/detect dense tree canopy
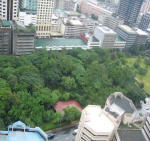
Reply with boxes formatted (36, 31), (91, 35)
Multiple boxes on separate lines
(0, 48), (147, 129)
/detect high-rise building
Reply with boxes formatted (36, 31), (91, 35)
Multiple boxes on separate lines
(36, 0), (55, 38)
(139, 14), (150, 31)
(0, 0), (19, 21)
(141, 0), (150, 14)
(117, 0), (144, 27)
(20, 0), (37, 14)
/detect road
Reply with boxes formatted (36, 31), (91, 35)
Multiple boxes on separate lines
(49, 126), (76, 141)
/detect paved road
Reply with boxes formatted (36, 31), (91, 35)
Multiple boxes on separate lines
(49, 127), (76, 141)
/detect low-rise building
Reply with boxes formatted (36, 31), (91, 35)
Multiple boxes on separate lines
(63, 19), (87, 37)
(116, 25), (137, 48)
(99, 14), (124, 31)
(13, 22), (35, 55)
(94, 26), (117, 48)
(135, 28), (148, 46)
(0, 20), (12, 54)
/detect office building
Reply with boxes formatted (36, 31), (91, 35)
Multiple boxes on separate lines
(0, 20), (12, 54)
(63, 19), (87, 37)
(116, 25), (137, 48)
(0, 121), (48, 141)
(94, 26), (117, 48)
(0, 0), (19, 21)
(36, 0), (55, 38)
(139, 14), (150, 31)
(19, 12), (37, 26)
(99, 14), (124, 31)
(75, 105), (117, 141)
(63, 0), (77, 11)
(117, 0), (144, 27)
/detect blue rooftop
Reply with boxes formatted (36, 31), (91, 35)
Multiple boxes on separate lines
(0, 121), (47, 141)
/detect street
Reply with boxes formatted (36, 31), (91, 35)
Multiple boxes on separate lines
(50, 127), (76, 141)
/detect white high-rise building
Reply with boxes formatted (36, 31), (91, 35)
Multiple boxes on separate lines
(0, 0), (19, 21)
(141, 0), (150, 14)
(36, 0), (55, 38)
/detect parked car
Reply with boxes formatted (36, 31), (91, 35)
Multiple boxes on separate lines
(48, 133), (55, 139)
(72, 129), (78, 136)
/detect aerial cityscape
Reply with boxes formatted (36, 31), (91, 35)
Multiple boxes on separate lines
(0, 0), (150, 141)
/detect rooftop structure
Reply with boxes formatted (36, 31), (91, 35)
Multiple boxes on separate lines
(75, 105), (117, 141)
(114, 129), (147, 141)
(105, 92), (137, 124)
(0, 121), (48, 141)
(36, 38), (89, 50)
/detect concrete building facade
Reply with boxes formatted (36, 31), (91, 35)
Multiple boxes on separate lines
(36, 0), (55, 38)
(99, 14), (124, 31)
(63, 19), (87, 37)
(19, 12), (37, 26)
(117, 0), (144, 27)
(94, 26), (117, 48)
(0, 0), (19, 21)
(75, 105), (117, 141)
(116, 25), (137, 48)
(0, 20), (12, 54)
(139, 14), (150, 31)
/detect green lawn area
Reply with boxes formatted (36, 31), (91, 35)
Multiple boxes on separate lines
(126, 57), (150, 94)
(40, 120), (68, 131)
(119, 123), (138, 129)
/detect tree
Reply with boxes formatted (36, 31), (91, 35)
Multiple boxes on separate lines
(63, 107), (81, 123)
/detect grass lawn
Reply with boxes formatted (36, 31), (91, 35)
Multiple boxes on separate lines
(119, 123), (138, 129)
(126, 57), (150, 94)
(40, 120), (68, 131)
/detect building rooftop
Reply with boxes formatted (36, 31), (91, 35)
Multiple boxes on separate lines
(36, 38), (86, 48)
(84, 105), (115, 134)
(109, 93), (135, 114)
(2, 20), (11, 27)
(119, 25), (137, 34)
(97, 26), (116, 34)
(135, 28), (148, 36)
(69, 19), (83, 26)
(0, 121), (47, 141)
(117, 129), (147, 141)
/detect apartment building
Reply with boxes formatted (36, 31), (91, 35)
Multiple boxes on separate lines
(0, 0), (19, 21)
(36, 0), (55, 38)
(94, 26), (117, 48)
(0, 20), (12, 54)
